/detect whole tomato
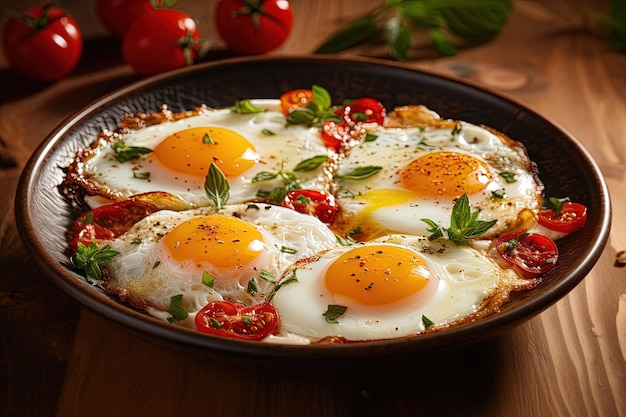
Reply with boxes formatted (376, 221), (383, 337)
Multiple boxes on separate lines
(2, 4), (83, 81)
(215, 0), (293, 55)
(121, 7), (204, 75)
(95, 0), (153, 39)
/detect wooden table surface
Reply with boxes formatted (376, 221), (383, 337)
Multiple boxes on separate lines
(1, 1), (625, 416)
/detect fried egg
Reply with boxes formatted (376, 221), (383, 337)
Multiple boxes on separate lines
(67, 100), (331, 209)
(271, 234), (529, 343)
(334, 121), (543, 240)
(100, 204), (339, 322)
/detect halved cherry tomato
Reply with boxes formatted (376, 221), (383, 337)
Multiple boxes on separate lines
(496, 232), (559, 278)
(195, 301), (279, 341)
(70, 200), (159, 251)
(279, 89), (313, 115)
(538, 201), (587, 234)
(214, 0), (293, 55)
(321, 121), (365, 151)
(282, 189), (339, 224)
(2, 4), (83, 81)
(338, 97), (386, 125)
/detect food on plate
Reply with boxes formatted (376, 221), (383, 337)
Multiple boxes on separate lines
(271, 234), (534, 342)
(72, 203), (338, 322)
(62, 86), (588, 344)
(333, 108), (543, 241)
(63, 102), (331, 209)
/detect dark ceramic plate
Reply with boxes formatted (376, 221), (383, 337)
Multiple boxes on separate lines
(15, 56), (611, 370)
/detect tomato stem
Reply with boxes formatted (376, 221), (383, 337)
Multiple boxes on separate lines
(4, 3), (55, 31)
(234, 0), (290, 30)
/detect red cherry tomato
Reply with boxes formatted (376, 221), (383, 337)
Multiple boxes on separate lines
(214, 0), (294, 55)
(282, 190), (339, 224)
(279, 89), (313, 115)
(2, 4), (83, 81)
(321, 120), (365, 151)
(70, 200), (159, 251)
(338, 98), (386, 125)
(495, 232), (559, 278)
(538, 201), (587, 234)
(95, 0), (153, 39)
(195, 301), (279, 341)
(121, 8), (203, 75)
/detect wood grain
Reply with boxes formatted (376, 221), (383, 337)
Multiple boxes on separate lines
(1, 1), (624, 416)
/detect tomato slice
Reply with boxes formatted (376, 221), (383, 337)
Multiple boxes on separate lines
(70, 200), (159, 251)
(282, 189), (339, 224)
(538, 201), (587, 234)
(339, 97), (386, 125)
(195, 301), (279, 341)
(496, 232), (559, 278)
(321, 120), (366, 151)
(279, 89), (313, 115)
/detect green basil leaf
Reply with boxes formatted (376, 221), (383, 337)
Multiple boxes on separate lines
(112, 141), (153, 163)
(286, 107), (316, 125)
(337, 166), (382, 180)
(204, 163), (230, 209)
(322, 304), (348, 324)
(384, 16), (412, 60)
(315, 17), (379, 54)
(422, 314), (435, 329)
(167, 294), (189, 323)
(293, 155), (329, 172)
(202, 271), (216, 288)
(435, 0), (512, 43)
(252, 171), (279, 183)
(429, 28), (457, 56)
(233, 99), (266, 114)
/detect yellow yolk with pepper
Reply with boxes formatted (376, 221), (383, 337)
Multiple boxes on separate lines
(400, 151), (492, 197)
(162, 215), (265, 269)
(324, 244), (433, 306)
(153, 127), (258, 177)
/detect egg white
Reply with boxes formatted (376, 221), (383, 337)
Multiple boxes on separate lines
(335, 122), (543, 239)
(100, 204), (339, 320)
(77, 100), (331, 208)
(270, 234), (523, 343)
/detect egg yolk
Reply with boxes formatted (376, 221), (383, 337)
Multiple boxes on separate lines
(153, 127), (258, 177)
(162, 215), (265, 269)
(324, 245), (431, 306)
(400, 151), (492, 197)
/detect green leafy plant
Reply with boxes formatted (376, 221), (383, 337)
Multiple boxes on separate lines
(316, 0), (512, 60)
(421, 193), (497, 246)
(589, 0), (626, 52)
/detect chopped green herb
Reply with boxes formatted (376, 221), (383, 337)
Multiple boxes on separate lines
(364, 133), (378, 142)
(499, 171), (517, 183)
(547, 196), (570, 215)
(280, 246), (298, 254)
(323, 304), (348, 324)
(252, 171), (280, 183)
(259, 270), (278, 283)
(210, 318), (223, 329)
(131, 237), (142, 245)
(296, 194), (311, 204)
(203, 132), (215, 144)
(286, 85), (341, 127)
(261, 128), (275, 136)
(167, 294), (189, 324)
(293, 155), (328, 172)
(337, 165), (382, 180)
(247, 277), (259, 295)
(69, 242), (120, 284)
(112, 140), (153, 163)
(233, 99), (266, 114)
(202, 271), (216, 288)
(242, 315), (252, 325)
(269, 269), (299, 301)
(246, 204), (260, 211)
(152, 261), (161, 269)
(84, 212), (94, 224)
(133, 171), (150, 180)
(422, 315), (434, 329)
(349, 226), (362, 235)
(491, 189), (505, 199)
